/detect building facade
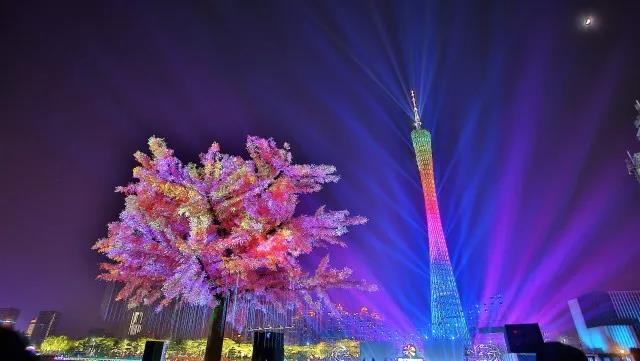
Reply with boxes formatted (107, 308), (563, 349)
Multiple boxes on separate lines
(28, 311), (60, 347)
(25, 318), (36, 338)
(569, 291), (640, 353)
(0, 307), (20, 329)
(609, 291), (640, 326)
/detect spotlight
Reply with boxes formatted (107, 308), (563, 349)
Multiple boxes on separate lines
(578, 13), (597, 31)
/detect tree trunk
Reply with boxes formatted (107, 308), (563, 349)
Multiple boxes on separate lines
(204, 295), (229, 361)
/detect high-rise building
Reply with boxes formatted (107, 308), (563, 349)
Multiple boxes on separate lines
(626, 100), (640, 182)
(409, 90), (468, 340)
(0, 307), (20, 329)
(609, 291), (640, 325)
(28, 311), (60, 346)
(25, 318), (36, 338)
(568, 290), (640, 353)
(101, 283), (211, 339)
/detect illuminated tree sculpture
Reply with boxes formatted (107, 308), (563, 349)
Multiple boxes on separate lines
(93, 135), (374, 361)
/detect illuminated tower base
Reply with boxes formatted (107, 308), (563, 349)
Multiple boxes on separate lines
(408, 91), (468, 354)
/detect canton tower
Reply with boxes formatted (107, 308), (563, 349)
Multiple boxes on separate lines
(409, 90), (468, 340)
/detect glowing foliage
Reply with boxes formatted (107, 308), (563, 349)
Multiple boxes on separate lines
(286, 340), (359, 360)
(221, 338), (253, 359)
(40, 336), (74, 354)
(40, 336), (359, 361)
(184, 339), (208, 357)
(94, 135), (374, 319)
(40, 336), (145, 357)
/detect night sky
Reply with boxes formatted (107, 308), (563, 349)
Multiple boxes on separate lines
(2, 1), (640, 338)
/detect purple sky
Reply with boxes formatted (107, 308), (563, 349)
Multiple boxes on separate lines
(1, 0), (640, 338)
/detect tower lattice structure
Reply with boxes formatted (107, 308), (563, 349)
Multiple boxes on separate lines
(409, 91), (469, 340)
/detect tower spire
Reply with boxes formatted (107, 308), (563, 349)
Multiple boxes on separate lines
(410, 89), (422, 129)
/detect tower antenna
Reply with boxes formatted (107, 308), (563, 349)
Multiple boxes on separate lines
(410, 89), (422, 129)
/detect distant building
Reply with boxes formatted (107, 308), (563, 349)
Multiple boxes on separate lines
(101, 283), (211, 339)
(103, 281), (395, 344)
(236, 299), (396, 345)
(25, 318), (36, 337)
(28, 311), (60, 346)
(569, 291), (640, 353)
(0, 308), (20, 329)
(87, 328), (108, 337)
(609, 291), (640, 326)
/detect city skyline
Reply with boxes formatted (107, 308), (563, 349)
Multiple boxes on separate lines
(2, 0), (640, 340)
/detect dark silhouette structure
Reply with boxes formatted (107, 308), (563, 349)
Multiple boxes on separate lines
(0, 327), (39, 361)
(142, 340), (167, 361)
(504, 323), (544, 353)
(251, 331), (284, 361)
(536, 342), (587, 361)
